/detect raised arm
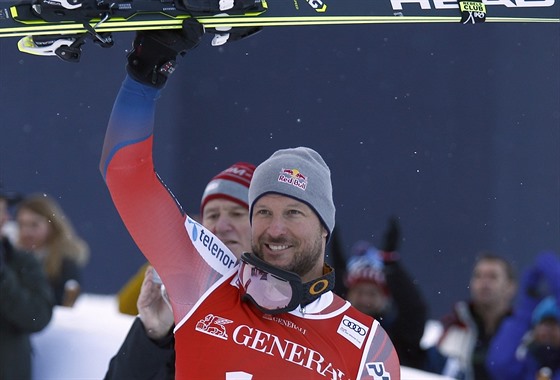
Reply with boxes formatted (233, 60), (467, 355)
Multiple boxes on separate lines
(99, 21), (223, 321)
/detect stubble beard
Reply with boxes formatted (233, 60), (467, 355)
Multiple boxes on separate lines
(252, 229), (324, 278)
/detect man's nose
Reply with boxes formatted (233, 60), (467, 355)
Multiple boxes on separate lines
(214, 215), (232, 232)
(265, 215), (288, 237)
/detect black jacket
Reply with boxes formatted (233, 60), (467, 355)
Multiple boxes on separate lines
(381, 259), (429, 369)
(0, 237), (54, 380)
(104, 317), (175, 380)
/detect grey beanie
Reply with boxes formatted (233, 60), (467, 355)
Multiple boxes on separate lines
(249, 147), (335, 240)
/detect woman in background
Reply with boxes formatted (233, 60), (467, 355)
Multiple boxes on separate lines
(16, 193), (89, 306)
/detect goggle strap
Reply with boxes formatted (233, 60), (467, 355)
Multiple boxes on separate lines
(301, 264), (335, 307)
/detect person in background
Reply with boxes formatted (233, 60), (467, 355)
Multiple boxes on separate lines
(343, 218), (429, 370)
(434, 252), (517, 380)
(16, 193), (89, 306)
(0, 190), (54, 380)
(486, 251), (560, 380)
(105, 162), (255, 379)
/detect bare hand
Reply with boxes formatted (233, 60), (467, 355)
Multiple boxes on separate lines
(137, 265), (174, 340)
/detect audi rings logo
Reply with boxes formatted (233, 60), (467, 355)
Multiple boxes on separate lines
(337, 316), (369, 348)
(343, 318), (367, 336)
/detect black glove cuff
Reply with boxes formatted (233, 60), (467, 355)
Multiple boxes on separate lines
(126, 20), (203, 88)
(126, 33), (182, 88)
(126, 57), (177, 89)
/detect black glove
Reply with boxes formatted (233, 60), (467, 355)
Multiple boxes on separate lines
(127, 18), (204, 88)
(381, 216), (400, 253)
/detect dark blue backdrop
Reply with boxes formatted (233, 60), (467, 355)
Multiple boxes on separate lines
(1, 22), (558, 317)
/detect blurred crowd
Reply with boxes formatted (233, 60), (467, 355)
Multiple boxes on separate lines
(328, 221), (560, 380)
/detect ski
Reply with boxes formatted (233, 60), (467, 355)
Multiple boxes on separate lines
(1, 0), (558, 61)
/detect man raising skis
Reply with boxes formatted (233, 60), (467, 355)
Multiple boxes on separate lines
(99, 19), (400, 379)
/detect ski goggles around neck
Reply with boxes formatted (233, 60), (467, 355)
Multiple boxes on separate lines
(238, 252), (335, 315)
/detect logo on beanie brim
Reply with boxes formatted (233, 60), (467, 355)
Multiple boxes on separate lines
(278, 168), (307, 190)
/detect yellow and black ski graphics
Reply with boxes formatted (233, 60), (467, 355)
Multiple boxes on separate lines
(1, 0), (558, 39)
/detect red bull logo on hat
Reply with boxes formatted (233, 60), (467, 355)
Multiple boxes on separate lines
(278, 168), (307, 190)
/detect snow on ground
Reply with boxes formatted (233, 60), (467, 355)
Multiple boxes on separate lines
(32, 294), (134, 379)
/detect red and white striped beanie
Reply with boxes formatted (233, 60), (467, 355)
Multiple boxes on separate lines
(200, 162), (256, 216)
